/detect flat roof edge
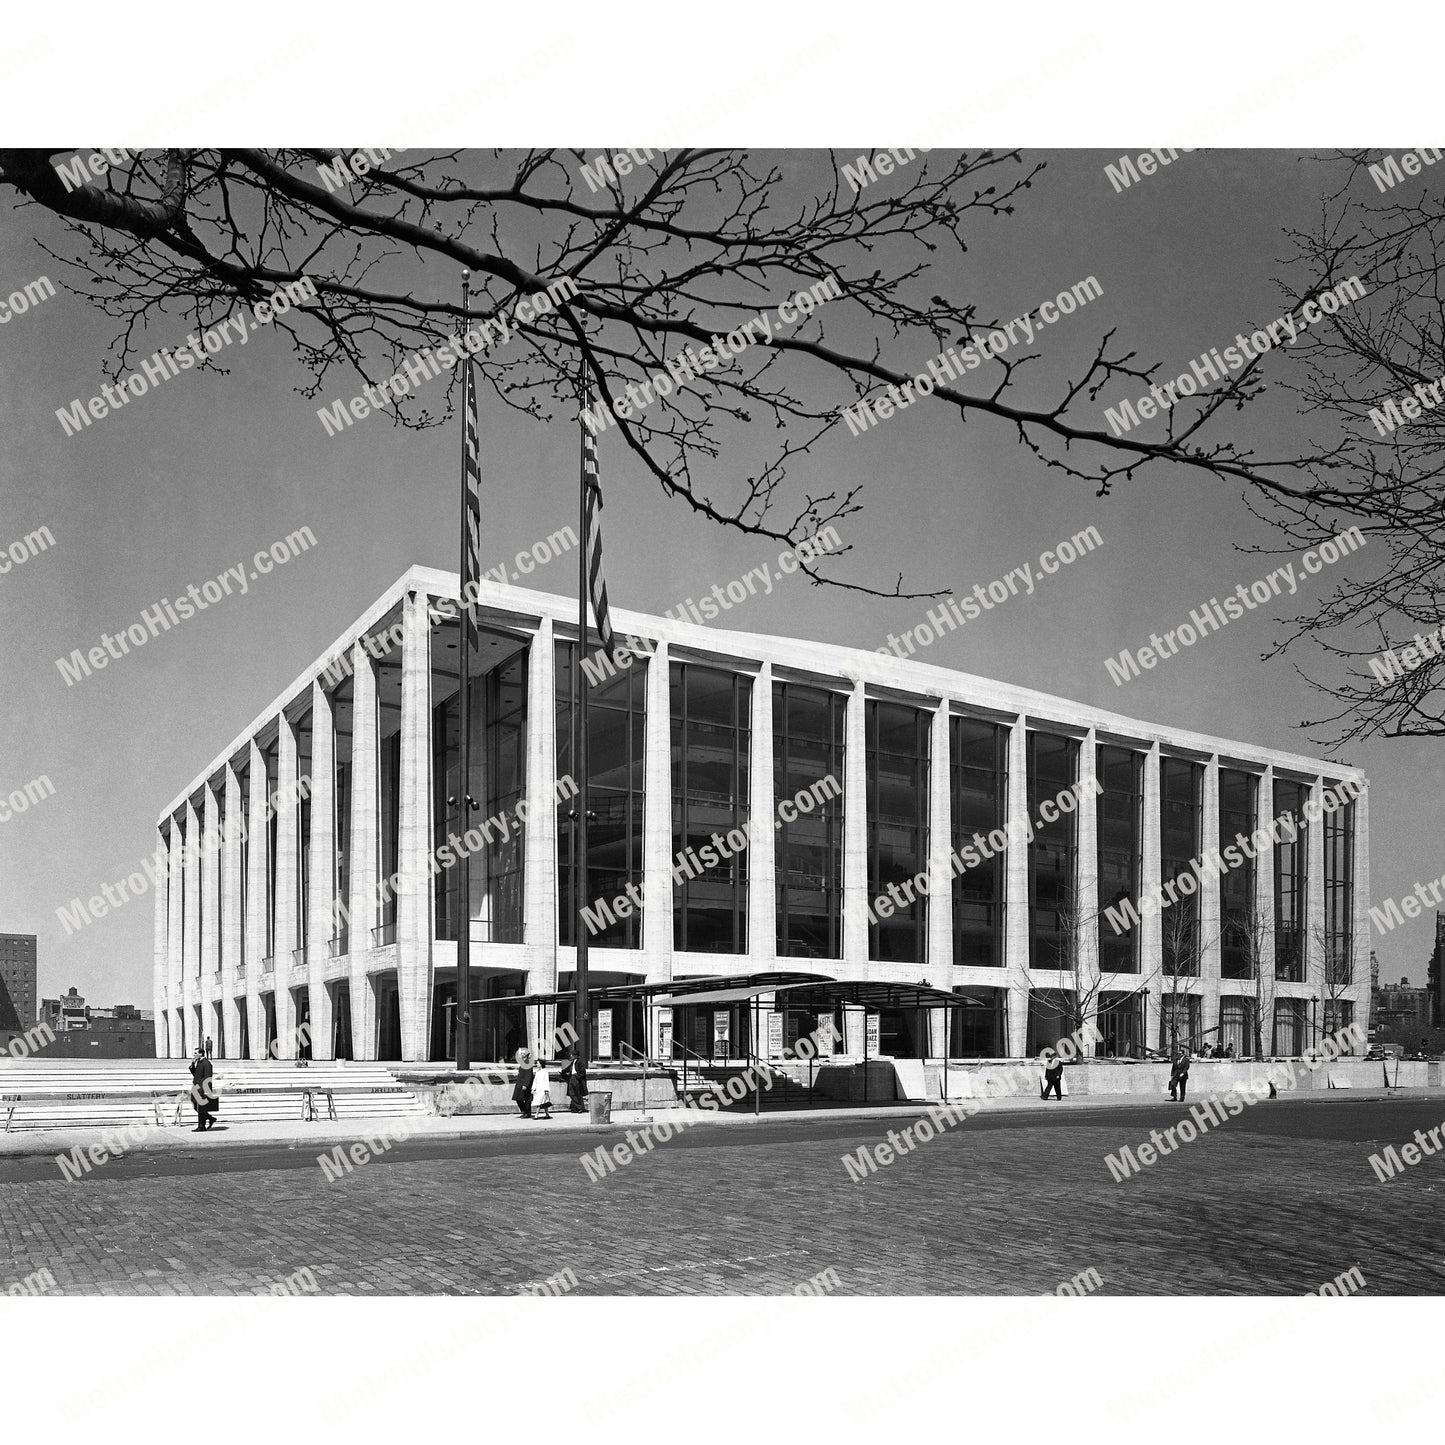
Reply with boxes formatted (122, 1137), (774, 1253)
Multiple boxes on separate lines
(157, 567), (1367, 824)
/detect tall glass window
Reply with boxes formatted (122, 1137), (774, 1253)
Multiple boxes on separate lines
(1219, 995), (1255, 1057)
(671, 663), (751, 952)
(380, 730), (401, 937)
(1324, 794), (1354, 988)
(215, 784), (225, 970)
(433, 655), (473, 944)
(1028, 732), (1078, 970)
(556, 641), (646, 948)
(950, 717), (1006, 968)
(440, 649), (529, 945)
(867, 701), (929, 962)
(1323, 998), (1354, 1041)
(1272, 998), (1307, 1056)
(1219, 769), (1257, 979)
(264, 741), (278, 957)
(1097, 746), (1142, 974)
(331, 683), (351, 954)
(1273, 779), (1309, 983)
(773, 682), (846, 959)
(239, 770), (249, 968)
(196, 794), (206, 974)
(1160, 758), (1203, 976)
(482, 654), (528, 943)
(1160, 993), (1202, 1053)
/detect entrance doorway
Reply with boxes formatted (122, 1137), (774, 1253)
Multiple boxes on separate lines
(291, 988), (312, 1059)
(262, 993), (277, 1057)
(331, 982), (353, 1060)
(374, 974), (402, 1060)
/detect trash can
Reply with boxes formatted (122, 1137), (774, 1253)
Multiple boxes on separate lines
(588, 1091), (612, 1125)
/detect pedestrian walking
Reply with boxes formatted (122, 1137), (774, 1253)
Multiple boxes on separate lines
(1041, 1052), (1064, 1101)
(531, 1056), (553, 1119)
(1168, 1050), (1190, 1102)
(188, 1049), (219, 1131)
(561, 1050), (587, 1113)
(204, 1034), (213, 1059)
(512, 1048), (535, 1119)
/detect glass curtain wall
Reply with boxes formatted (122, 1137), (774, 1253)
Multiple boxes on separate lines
(1028, 733), (1079, 970)
(1219, 769), (1257, 979)
(867, 701), (929, 962)
(773, 683), (846, 959)
(1160, 758), (1203, 976)
(950, 717), (1006, 968)
(555, 640), (646, 948)
(671, 663), (751, 952)
(1274, 779), (1310, 983)
(1097, 746), (1142, 974)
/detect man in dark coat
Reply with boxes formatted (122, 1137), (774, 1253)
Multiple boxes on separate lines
(188, 1051), (218, 1131)
(512, 1048), (534, 1118)
(1041, 1052), (1065, 1100)
(561, 1050), (587, 1113)
(1168, 1049), (1190, 1102)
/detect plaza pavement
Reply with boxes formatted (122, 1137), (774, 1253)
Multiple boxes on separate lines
(1, 1091), (1442, 1296)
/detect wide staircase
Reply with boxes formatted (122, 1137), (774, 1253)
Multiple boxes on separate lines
(0, 1057), (427, 1133)
(676, 1058), (820, 1112)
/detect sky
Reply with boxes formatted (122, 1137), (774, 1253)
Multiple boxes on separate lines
(1, 146), (1440, 1012)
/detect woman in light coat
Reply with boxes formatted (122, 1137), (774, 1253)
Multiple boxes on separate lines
(530, 1055), (553, 1119)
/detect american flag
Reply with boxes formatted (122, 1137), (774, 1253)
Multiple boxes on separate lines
(461, 358), (481, 641)
(580, 375), (616, 657)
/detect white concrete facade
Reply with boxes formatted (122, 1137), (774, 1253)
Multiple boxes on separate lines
(154, 567), (1371, 1063)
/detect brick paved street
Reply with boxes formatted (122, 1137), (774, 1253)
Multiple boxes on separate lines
(2, 1096), (1442, 1296)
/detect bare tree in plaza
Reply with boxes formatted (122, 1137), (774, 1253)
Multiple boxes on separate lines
(1159, 900), (1217, 1056)
(1225, 900), (1276, 1061)
(1262, 152), (1445, 742)
(1312, 917), (1356, 1051)
(1037, 891), (1147, 1055)
(0, 147), (1419, 599)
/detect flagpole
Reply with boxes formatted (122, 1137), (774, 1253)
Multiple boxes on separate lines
(575, 365), (591, 1081)
(456, 269), (473, 1073)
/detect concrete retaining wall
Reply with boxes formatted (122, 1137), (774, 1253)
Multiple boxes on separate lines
(397, 1067), (682, 1115)
(930, 1057), (1437, 1099)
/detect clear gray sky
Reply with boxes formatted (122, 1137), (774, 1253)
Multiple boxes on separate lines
(0, 147), (1437, 1010)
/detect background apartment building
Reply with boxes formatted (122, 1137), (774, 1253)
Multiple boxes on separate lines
(0, 932), (36, 1035)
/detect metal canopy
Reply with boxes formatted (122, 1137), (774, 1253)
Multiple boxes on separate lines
(652, 985), (778, 1008)
(773, 980), (986, 1010)
(468, 974), (988, 1012)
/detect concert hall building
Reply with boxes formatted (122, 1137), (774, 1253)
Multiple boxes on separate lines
(153, 565), (1371, 1064)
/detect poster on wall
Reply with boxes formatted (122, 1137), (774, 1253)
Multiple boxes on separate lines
(597, 1008), (613, 1059)
(785, 1013), (802, 1051)
(866, 1013), (881, 1056)
(657, 1007), (673, 1060)
(712, 1010), (730, 1058)
(767, 1012), (785, 1057)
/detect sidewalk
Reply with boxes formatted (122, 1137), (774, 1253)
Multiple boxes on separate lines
(2, 1084), (1435, 1164)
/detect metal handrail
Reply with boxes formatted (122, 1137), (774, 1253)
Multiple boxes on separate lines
(666, 1037), (714, 1099)
(618, 1041), (651, 1116)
